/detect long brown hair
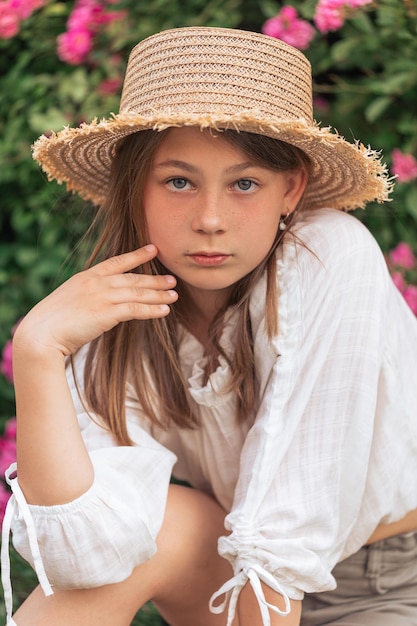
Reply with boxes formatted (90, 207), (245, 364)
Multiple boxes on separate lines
(80, 129), (312, 444)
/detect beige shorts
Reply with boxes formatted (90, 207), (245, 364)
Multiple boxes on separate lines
(301, 532), (417, 625)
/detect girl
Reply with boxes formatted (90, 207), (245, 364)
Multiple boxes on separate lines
(2, 26), (417, 626)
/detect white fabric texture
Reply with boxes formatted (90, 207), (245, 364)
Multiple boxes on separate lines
(3, 209), (417, 625)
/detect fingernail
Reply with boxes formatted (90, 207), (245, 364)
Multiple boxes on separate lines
(145, 244), (155, 252)
(165, 275), (176, 285)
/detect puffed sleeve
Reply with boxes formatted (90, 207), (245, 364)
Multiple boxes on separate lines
(210, 210), (397, 625)
(2, 348), (176, 619)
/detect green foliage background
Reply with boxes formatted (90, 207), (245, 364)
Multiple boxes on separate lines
(0, 0), (416, 622)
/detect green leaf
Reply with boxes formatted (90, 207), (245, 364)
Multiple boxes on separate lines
(350, 11), (375, 34)
(258, 0), (280, 19)
(374, 72), (416, 96)
(330, 38), (361, 63)
(43, 2), (69, 18)
(58, 68), (90, 103)
(15, 247), (40, 268)
(28, 107), (70, 134)
(365, 96), (392, 123)
(405, 186), (417, 221)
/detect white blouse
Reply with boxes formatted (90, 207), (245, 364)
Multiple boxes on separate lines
(3, 208), (417, 625)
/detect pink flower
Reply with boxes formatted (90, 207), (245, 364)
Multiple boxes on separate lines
(1, 339), (13, 383)
(98, 76), (123, 95)
(391, 149), (417, 183)
(67, 0), (125, 31)
(68, 0), (104, 31)
(262, 5), (315, 50)
(0, 482), (11, 526)
(389, 242), (416, 270)
(0, 418), (17, 477)
(0, 0), (45, 38)
(0, 1), (20, 38)
(314, 0), (372, 33)
(391, 271), (406, 294)
(57, 0), (126, 66)
(403, 285), (417, 316)
(314, 0), (371, 33)
(57, 27), (93, 64)
(0, 437), (16, 476)
(314, 0), (345, 32)
(99, 8), (127, 25)
(4, 418), (16, 441)
(10, 0), (45, 19)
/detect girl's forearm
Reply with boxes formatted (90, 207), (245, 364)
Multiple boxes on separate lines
(13, 337), (94, 506)
(12, 246), (176, 506)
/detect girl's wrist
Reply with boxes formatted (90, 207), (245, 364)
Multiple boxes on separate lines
(13, 325), (68, 365)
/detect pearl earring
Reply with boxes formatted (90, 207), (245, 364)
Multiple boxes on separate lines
(279, 213), (289, 231)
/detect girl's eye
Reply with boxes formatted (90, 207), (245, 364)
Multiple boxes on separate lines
(235, 179), (256, 192)
(167, 177), (189, 190)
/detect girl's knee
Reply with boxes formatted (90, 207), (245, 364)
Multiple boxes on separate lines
(150, 485), (233, 623)
(155, 484), (228, 574)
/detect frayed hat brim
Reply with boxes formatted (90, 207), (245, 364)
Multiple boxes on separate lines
(33, 111), (393, 210)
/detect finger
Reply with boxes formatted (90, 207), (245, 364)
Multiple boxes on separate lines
(106, 302), (171, 330)
(94, 245), (159, 277)
(112, 286), (178, 306)
(115, 272), (177, 290)
(115, 302), (173, 321)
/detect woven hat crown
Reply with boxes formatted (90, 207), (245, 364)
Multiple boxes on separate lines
(120, 27), (313, 124)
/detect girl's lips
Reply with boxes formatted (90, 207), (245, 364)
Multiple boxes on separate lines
(188, 253), (230, 266)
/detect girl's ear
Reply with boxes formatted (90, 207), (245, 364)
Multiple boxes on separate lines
(284, 168), (309, 214)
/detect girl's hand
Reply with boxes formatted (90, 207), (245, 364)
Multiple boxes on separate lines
(14, 245), (178, 358)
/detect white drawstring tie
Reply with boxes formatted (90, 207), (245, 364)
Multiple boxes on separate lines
(209, 561), (291, 626)
(1, 463), (53, 624)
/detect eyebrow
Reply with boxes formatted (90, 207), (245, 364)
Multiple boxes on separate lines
(152, 159), (258, 175)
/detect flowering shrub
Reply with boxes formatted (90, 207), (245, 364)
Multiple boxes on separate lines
(391, 149), (417, 183)
(0, 418), (16, 524)
(262, 6), (315, 49)
(57, 0), (127, 65)
(0, 320), (16, 524)
(387, 242), (417, 315)
(314, 0), (373, 33)
(0, 0), (45, 39)
(261, 0), (417, 252)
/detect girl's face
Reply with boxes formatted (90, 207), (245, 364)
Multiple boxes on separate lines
(143, 127), (306, 307)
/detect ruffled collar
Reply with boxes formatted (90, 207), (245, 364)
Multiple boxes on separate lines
(177, 308), (239, 408)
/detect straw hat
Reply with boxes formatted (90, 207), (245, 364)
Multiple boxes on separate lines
(33, 26), (392, 210)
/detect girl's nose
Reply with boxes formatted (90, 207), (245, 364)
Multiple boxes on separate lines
(191, 192), (227, 234)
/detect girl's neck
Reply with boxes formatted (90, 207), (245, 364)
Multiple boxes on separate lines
(177, 284), (229, 350)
